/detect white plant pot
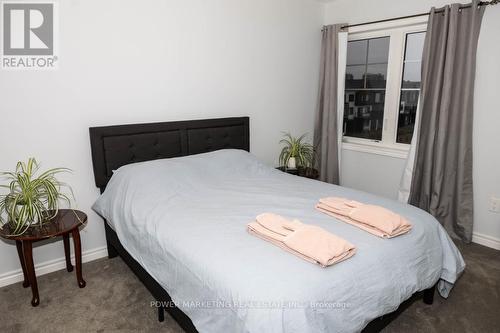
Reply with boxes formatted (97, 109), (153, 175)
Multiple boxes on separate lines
(287, 157), (297, 170)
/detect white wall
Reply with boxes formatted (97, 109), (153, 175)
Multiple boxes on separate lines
(340, 150), (407, 199)
(0, 0), (324, 282)
(325, 0), (500, 248)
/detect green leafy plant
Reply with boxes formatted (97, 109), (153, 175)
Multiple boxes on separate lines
(279, 132), (314, 169)
(0, 158), (72, 236)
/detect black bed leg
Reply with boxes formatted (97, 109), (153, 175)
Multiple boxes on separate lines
(423, 285), (435, 305)
(107, 241), (118, 259)
(158, 306), (165, 322)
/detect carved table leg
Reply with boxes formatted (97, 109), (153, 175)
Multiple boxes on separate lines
(63, 233), (74, 272)
(22, 240), (39, 307)
(71, 228), (86, 288)
(16, 240), (30, 288)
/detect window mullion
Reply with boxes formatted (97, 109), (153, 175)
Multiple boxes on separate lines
(381, 30), (405, 146)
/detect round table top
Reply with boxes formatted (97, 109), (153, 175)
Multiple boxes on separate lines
(0, 209), (87, 241)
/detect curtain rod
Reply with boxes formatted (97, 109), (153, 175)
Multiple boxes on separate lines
(322, 0), (497, 31)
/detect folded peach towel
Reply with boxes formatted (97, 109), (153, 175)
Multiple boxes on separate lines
(247, 213), (356, 267)
(316, 197), (412, 238)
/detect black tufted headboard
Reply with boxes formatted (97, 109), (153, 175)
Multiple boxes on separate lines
(89, 117), (249, 192)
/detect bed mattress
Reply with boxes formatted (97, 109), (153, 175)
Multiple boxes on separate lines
(93, 149), (465, 333)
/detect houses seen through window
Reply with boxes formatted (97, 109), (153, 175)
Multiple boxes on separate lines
(344, 37), (389, 141)
(397, 32), (425, 144)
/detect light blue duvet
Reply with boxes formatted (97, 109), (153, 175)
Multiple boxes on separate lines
(93, 149), (465, 333)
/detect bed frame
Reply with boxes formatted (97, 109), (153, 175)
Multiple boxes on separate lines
(89, 116), (435, 333)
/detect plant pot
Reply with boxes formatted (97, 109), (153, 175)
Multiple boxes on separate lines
(287, 157), (297, 170)
(8, 203), (46, 229)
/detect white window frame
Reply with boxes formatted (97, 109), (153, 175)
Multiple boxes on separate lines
(342, 17), (428, 159)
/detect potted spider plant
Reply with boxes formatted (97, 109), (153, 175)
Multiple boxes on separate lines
(279, 132), (314, 170)
(0, 158), (72, 236)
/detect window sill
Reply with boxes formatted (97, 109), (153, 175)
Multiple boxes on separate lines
(342, 141), (409, 159)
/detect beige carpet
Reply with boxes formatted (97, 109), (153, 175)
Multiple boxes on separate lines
(0, 241), (498, 333)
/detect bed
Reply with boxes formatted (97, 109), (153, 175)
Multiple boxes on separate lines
(89, 117), (464, 333)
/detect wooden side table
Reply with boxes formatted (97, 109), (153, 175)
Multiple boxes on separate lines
(0, 209), (87, 307)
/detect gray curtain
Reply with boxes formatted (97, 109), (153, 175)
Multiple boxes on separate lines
(409, 1), (485, 242)
(314, 24), (343, 184)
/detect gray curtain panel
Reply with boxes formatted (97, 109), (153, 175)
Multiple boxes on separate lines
(409, 1), (485, 242)
(314, 24), (343, 184)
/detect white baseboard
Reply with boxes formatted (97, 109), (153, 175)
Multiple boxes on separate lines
(472, 232), (500, 251)
(0, 246), (108, 288)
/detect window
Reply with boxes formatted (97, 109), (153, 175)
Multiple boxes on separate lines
(344, 37), (389, 140)
(342, 19), (427, 158)
(397, 32), (425, 144)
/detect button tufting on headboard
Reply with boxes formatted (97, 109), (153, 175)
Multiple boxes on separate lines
(89, 117), (249, 191)
(187, 125), (246, 155)
(102, 131), (182, 177)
